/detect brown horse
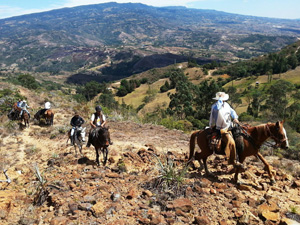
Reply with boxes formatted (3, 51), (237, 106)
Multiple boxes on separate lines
(20, 110), (30, 127)
(88, 127), (111, 166)
(44, 109), (54, 126)
(188, 120), (289, 184)
(8, 102), (21, 120)
(34, 109), (54, 126)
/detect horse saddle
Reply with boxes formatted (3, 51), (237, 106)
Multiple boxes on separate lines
(206, 127), (229, 153)
(206, 128), (221, 153)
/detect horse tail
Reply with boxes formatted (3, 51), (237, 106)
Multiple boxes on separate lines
(188, 131), (199, 163)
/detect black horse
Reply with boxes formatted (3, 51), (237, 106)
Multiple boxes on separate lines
(88, 127), (111, 166)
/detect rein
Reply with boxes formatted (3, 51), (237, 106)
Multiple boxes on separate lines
(237, 123), (279, 149)
(265, 124), (287, 146)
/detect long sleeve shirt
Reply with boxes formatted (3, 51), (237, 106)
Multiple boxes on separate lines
(209, 100), (238, 129)
(70, 116), (85, 127)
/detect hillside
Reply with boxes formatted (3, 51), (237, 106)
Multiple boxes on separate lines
(0, 84), (300, 224)
(1, 2), (300, 79)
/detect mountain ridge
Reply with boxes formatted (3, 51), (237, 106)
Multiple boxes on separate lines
(1, 2), (300, 78)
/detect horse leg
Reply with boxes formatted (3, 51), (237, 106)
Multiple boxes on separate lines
(233, 155), (246, 184)
(79, 142), (83, 156)
(256, 152), (275, 184)
(95, 148), (100, 166)
(194, 151), (214, 177)
(103, 147), (108, 166)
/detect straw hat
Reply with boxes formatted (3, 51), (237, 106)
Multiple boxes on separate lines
(213, 92), (229, 101)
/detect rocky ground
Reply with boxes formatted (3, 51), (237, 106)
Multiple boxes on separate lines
(0, 95), (300, 224)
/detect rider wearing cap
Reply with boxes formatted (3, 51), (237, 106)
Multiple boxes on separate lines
(70, 111), (86, 145)
(86, 105), (112, 147)
(209, 91), (242, 169)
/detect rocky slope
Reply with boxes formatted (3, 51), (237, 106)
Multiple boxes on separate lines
(0, 103), (300, 225)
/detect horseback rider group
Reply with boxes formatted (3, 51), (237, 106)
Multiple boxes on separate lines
(69, 105), (112, 147)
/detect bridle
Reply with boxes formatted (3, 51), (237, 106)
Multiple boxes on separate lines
(265, 124), (288, 147)
(236, 122), (287, 149)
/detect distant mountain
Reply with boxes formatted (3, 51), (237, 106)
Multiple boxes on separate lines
(1, 2), (300, 80)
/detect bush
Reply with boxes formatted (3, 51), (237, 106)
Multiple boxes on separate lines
(239, 112), (254, 122)
(174, 120), (193, 131)
(17, 74), (40, 90)
(186, 116), (205, 129)
(160, 117), (175, 129)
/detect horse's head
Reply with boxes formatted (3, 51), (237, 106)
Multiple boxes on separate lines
(268, 120), (289, 150)
(97, 127), (110, 147)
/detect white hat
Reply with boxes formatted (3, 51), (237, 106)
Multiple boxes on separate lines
(23, 100), (27, 102)
(213, 92), (229, 101)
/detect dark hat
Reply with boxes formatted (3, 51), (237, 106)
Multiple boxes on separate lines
(95, 106), (102, 112)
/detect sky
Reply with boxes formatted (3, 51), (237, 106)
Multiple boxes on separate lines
(0, 0), (299, 20)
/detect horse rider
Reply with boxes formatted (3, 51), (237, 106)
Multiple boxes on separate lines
(17, 99), (22, 107)
(86, 105), (112, 147)
(36, 101), (51, 119)
(209, 91), (243, 169)
(70, 111), (86, 145)
(8, 99), (21, 119)
(19, 100), (31, 119)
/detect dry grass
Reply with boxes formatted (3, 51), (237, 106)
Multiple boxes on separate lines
(115, 79), (169, 108)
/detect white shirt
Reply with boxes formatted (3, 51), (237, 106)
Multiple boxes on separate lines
(209, 100), (238, 129)
(90, 113), (106, 126)
(45, 102), (51, 109)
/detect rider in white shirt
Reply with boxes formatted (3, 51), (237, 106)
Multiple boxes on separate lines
(209, 92), (242, 169)
(87, 106), (112, 147)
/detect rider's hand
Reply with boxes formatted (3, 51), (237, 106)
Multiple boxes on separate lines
(233, 119), (239, 124)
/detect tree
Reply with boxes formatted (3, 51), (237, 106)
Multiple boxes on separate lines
(287, 54), (298, 70)
(194, 80), (221, 120)
(76, 81), (105, 101)
(17, 74), (39, 90)
(226, 86), (242, 110)
(246, 89), (265, 118)
(160, 80), (170, 93)
(167, 70), (194, 119)
(264, 80), (294, 119)
(98, 90), (118, 109)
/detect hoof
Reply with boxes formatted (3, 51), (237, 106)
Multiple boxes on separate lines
(235, 180), (245, 185)
(205, 172), (216, 178)
(270, 179), (276, 185)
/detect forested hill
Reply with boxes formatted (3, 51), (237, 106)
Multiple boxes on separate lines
(1, 2), (300, 76)
(214, 39), (300, 79)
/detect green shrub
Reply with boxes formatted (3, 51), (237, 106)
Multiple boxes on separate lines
(174, 120), (193, 131)
(17, 74), (40, 90)
(239, 112), (254, 122)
